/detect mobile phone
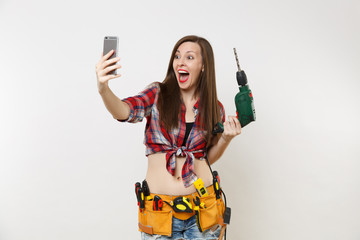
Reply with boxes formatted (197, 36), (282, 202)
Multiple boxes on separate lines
(103, 36), (118, 75)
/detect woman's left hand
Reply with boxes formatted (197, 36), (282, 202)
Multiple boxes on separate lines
(221, 116), (242, 142)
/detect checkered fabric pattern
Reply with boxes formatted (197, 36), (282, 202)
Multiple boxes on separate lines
(119, 82), (225, 187)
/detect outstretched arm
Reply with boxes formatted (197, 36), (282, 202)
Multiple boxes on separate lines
(96, 50), (130, 120)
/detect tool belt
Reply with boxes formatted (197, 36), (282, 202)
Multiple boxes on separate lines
(137, 184), (226, 236)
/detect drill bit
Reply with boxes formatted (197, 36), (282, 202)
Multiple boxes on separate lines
(233, 48), (241, 71)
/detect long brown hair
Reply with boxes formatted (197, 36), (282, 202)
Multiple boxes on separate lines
(158, 35), (221, 146)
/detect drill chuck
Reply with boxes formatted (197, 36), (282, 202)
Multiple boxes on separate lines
(236, 70), (248, 86)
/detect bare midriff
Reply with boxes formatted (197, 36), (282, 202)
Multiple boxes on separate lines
(145, 152), (213, 195)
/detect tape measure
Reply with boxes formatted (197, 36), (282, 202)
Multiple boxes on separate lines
(169, 197), (193, 213)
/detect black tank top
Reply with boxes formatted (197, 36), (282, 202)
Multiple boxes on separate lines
(182, 122), (194, 146)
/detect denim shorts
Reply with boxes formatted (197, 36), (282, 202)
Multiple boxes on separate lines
(141, 215), (221, 240)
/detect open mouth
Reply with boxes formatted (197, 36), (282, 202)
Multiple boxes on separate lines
(178, 69), (190, 83)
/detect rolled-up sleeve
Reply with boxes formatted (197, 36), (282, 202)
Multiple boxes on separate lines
(117, 83), (159, 123)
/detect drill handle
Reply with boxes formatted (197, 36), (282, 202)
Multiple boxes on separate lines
(212, 122), (224, 135)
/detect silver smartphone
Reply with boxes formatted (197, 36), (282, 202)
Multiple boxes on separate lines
(103, 36), (119, 75)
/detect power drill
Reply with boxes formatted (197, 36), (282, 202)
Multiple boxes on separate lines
(213, 48), (256, 134)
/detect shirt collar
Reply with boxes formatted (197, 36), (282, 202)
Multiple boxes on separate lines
(193, 99), (200, 111)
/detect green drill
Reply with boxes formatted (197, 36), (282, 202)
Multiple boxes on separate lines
(213, 48), (256, 134)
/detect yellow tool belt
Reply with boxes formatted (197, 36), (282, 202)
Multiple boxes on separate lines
(138, 185), (226, 236)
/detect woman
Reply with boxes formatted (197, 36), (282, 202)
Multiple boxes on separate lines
(96, 35), (241, 240)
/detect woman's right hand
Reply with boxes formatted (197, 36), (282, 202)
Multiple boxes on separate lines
(95, 49), (122, 93)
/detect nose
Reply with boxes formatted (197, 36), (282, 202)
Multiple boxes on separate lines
(177, 57), (186, 67)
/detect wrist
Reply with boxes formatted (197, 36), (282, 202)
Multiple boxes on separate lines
(98, 82), (109, 95)
(220, 134), (233, 143)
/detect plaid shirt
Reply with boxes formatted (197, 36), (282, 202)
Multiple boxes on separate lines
(119, 82), (225, 187)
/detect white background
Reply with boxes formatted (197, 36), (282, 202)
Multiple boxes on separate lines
(0, 0), (359, 239)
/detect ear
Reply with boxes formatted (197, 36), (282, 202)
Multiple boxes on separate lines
(202, 65), (204, 72)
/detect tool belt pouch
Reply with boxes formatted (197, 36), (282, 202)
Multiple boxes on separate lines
(137, 192), (225, 236)
(199, 194), (226, 231)
(138, 200), (173, 236)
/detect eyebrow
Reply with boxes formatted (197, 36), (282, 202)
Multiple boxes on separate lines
(176, 50), (196, 54)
